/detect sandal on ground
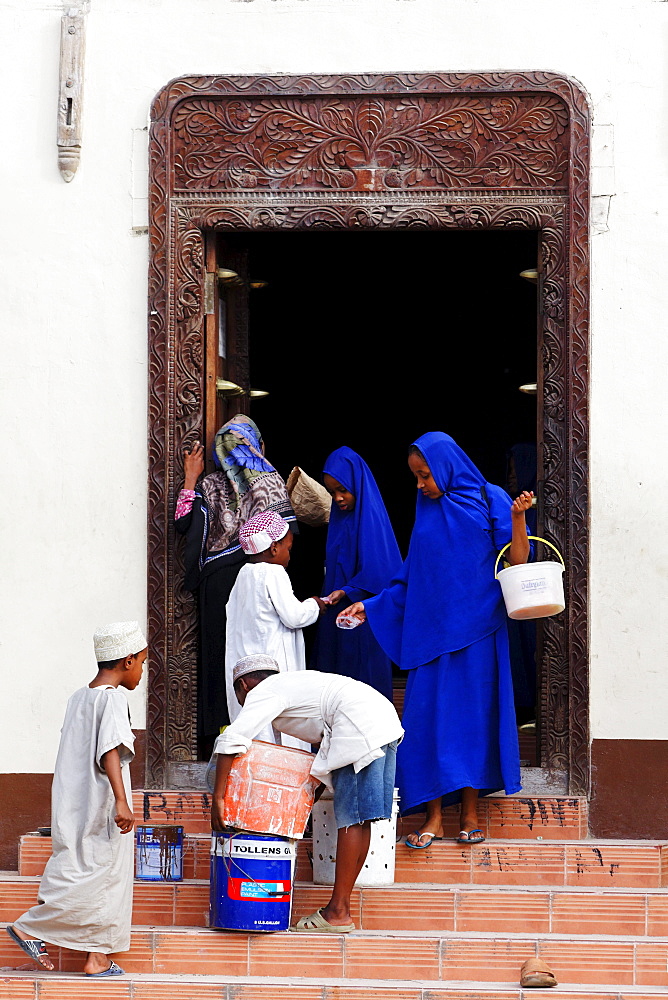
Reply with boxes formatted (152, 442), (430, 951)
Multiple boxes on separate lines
(86, 960), (125, 978)
(405, 830), (443, 850)
(293, 908), (355, 933)
(457, 828), (485, 844)
(6, 926), (53, 970)
(520, 957), (558, 988)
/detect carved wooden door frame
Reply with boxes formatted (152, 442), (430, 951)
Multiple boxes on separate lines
(147, 72), (590, 793)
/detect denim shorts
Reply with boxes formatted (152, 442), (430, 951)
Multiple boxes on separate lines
(331, 741), (398, 829)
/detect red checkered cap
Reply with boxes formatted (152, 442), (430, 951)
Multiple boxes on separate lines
(239, 510), (289, 554)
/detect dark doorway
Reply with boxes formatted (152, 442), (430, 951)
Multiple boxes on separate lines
(212, 228), (540, 745)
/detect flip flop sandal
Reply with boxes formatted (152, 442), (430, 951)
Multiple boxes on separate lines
(292, 908), (355, 933)
(457, 829), (485, 844)
(86, 960), (125, 978)
(6, 926), (53, 970)
(520, 957), (558, 987)
(405, 830), (443, 850)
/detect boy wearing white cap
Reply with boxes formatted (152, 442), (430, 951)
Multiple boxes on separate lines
(7, 621), (147, 978)
(212, 655), (404, 933)
(225, 510), (326, 746)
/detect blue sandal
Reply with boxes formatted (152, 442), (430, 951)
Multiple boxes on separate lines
(405, 830), (443, 850)
(457, 828), (485, 844)
(6, 925), (53, 969)
(86, 960), (125, 977)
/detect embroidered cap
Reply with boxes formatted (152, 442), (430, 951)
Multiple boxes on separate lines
(233, 654), (280, 684)
(239, 510), (289, 554)
(93, 621), (147, 662)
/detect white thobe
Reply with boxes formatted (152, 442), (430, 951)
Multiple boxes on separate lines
(15, 685), (135, 953)
(225, 562), (320, 749)
(215, 670), (404, 791)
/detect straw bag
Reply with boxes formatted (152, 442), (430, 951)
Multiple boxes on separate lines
(286, 466), (331, 527)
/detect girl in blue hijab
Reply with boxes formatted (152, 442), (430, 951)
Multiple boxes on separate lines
(340, 432), (533, 846)
(311, 447), (402, 700)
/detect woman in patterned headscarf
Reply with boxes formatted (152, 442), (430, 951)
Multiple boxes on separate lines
(175, 414), (296, 753)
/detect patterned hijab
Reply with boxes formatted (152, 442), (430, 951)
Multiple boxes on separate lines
(198, 414), (295, 563)
(212, 415), (275, 511)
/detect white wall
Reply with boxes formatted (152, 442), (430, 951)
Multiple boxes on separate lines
(1, 0), (667, 772)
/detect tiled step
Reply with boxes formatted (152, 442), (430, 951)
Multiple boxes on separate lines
(1, 975), (667, 1000)
(18, 833), (668, 889)
(4, 877), (668, 937)
(129, 791), (588, 840)
(4, 925), (668, 986)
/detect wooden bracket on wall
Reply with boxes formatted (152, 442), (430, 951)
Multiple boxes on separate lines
(57, 5), (88, 182)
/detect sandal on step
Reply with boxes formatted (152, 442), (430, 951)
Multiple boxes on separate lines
(457, 828), (485, 844)
(405, 830), (443, 850)
(293, 908), (355, 933)
(6, 926), (53, 970)
(86, 960), (125, 977)
(520, 957), (558, 988)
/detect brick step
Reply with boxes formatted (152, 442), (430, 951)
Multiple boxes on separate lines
(1, 975), (667, 1000)
(4, 925), (668, 986)
(4, 877), (668, 936)
(130, 792), (588, 840)
(19, 834), (668, 888)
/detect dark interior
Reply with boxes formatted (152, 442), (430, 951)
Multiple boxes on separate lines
(217, 229), (539, 733)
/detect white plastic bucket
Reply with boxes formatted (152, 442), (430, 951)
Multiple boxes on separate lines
(311, 788), (399, 887)
(495, 536), (565, 620)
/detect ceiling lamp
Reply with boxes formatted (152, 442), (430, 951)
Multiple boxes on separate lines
(520, 269), (538, 283)
(519, 383), (538, 395)
(250, 281), (269, 290)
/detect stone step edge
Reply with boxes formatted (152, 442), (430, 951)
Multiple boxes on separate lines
(5, 873), (668, 895)
(19, 833), (664, 847)
(15, 923), (667, 942)
(1, 972), (665, 994)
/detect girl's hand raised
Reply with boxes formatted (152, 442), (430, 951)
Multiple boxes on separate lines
(511, 490), (534, 516)
(337, 602), (366, 625)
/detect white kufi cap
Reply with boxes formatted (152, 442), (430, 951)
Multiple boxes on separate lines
(233, 654), (280, 684)
(94, 621), (147, 662)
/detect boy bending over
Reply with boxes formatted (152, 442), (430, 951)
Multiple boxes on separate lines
(7, 621), (147, 977)
(211, 654), (403, 932)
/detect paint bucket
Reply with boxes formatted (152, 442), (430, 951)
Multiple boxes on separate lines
(210, 831), (295, 932)
(311, 788), (400, 887)
(135, 825), (183, 881)
(221, 740), (319, 839)
(495, 536), (565, 620)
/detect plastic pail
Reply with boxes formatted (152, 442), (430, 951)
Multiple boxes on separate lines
(311, 788), (400, 887)
(220, 740), (319, 840)
(135, 825), (183, 881)
(495, 536), (565, 620)
(210, 831), (295, 932)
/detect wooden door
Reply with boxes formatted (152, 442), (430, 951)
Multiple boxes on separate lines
(203, 234), (250, 472)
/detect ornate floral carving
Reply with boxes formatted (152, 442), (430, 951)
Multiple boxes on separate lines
(147, 72), (590, 794)
(172, 94), (569, 193)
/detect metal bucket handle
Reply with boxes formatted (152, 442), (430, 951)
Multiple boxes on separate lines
(494, 536), (565, 580)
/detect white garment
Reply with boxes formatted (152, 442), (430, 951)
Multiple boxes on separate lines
(225, 562), (320, 749)
(215, 670), (404, 791)
(15, 686), (135, 953)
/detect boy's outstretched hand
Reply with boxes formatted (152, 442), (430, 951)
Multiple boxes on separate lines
(511, 490), (534, 516)
(114, 800), (135, 834)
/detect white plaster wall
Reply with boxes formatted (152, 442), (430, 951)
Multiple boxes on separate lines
(1, 0), (667, 772)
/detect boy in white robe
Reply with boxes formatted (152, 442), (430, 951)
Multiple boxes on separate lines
(225, 510), (326, 746)
(7, 621), (147, 978)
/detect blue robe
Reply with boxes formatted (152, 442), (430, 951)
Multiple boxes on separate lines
(310, 447), (402, 700)
(364, 432), (521, 813)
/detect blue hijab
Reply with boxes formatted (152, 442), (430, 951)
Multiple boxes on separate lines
(323, 447), (402, 597)
(365, 432), (508, 669)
